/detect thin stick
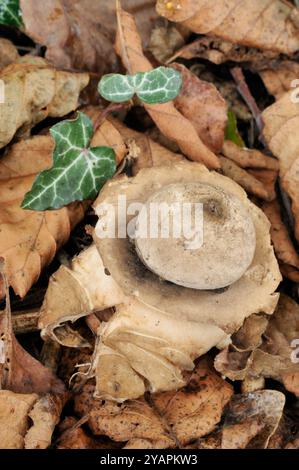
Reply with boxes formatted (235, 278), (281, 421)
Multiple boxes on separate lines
(231, 67), (264, 137)
(12, 309), (40, 335)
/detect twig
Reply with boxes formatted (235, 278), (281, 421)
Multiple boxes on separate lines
(12, 309), (40, 335)
(231, 67), (264, 137)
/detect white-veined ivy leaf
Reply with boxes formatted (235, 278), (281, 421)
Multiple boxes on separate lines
(98, 74), (135, 103)
(98, 66), (182, 104)
(22, 112), (116, 211)
(0, 0), (22, 27)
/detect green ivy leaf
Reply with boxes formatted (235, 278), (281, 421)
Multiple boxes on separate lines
(98, 66), (182, 104)
(225, 110), (245, 147)
(0, 0), (22, 27)
(22, 112), (116, 211)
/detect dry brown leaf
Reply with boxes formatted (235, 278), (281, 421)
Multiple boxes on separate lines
(0, 294), (65, 396)
(263, 200), (299, 279)
(172, 63), (227, 152)
(221, 391), (285, 449)
(0, 136), (86, 298)
(222, 141), (279, 171)
(220, 156), (275, 201)
(74, 383), (175, 449)
(152, 359), (233, 446)
(57, 417), (114, 449)
(157, 0), (299, 55)
(169, 35), (278, 66)
(0, 39), (19, 70)
(20, 0), (157, 74)
(0, 58), (89, 149)
(216, 295), (299, 397)
(115, 3), (220, 169)
(260, 61), (299, 99)
(262, 90), (299, 241)
(0, 391), (64, 449)
(74, 360), (232, 448)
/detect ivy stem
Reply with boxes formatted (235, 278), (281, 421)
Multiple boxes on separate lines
(93, 102), (129, 132)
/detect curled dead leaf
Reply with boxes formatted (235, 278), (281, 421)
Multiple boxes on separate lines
(172, 63), (227, 153)
(0, 58), (89, 149)
(0, 391), (64, 449)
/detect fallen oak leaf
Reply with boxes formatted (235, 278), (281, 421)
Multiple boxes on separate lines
(171, 63), (227, 153)
(115, 2), (220, 169)
(0, 135), (87, 298)
(0, 58), (89, 149)
(157, 0), (299, 55)
(22, 112), (116, 211)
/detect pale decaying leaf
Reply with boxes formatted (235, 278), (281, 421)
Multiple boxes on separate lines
(0, 135), (87, 298)
(0, 391), (63, 449)
(221, 391), (285, 449)
(215, 295), (299, 397)
(172, 63), (227, 152)
(115, 4), (220, 169)
(263, 200), (299, 281)
(20, 0), (157, 74)
(157, 0), (299, 55)
(0, 58), (89, 149)
(74, 360), (232, 448)
(0, 38), (19, 70)
(262, 90), (299, 242)
(260, 61), (299, 99)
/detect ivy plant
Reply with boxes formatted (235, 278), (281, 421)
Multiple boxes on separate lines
(0, 0), (22, 27)
(22, 67), (182, 212)
(22, 112), (116, 211)
(98, 66), (182, 104)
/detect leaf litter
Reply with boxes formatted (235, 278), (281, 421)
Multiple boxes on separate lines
(0, 0), (298, 450)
